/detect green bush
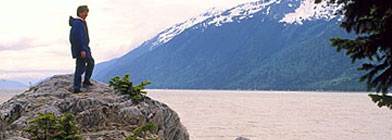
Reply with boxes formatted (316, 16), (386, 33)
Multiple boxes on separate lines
(369, 94), (392, 109)
(109, 73), (151, 103)
(23, 112), (82, 140)
(125, 122), (158, 140)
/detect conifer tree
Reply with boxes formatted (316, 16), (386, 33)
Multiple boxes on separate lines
(316, 0), (392, 108)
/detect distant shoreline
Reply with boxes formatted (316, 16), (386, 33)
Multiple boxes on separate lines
(145, 88), (373, 94)
(0, 88), (372, 94)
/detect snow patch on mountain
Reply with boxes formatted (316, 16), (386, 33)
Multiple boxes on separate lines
(279, 0), (341, 24)
(153, 8), (222, 46)
(208, 0), (278, 26)
(153, 0), (280, 47)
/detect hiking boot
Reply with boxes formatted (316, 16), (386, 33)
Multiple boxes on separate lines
(83, 80), (93, 87)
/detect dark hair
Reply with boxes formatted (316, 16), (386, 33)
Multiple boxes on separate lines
(77, 5), (89, 17)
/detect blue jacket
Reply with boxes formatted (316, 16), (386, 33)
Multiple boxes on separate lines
(69, 16), (91, 59)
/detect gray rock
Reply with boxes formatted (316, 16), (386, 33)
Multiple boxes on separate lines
(235, 137), (251, 140)
(0, 74), (189, 140)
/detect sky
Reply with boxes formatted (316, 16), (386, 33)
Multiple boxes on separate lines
(0, 0), (259, 84)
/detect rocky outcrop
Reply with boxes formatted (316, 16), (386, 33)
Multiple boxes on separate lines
(235, 137), (250, 140)
(0, 75), (189, 140)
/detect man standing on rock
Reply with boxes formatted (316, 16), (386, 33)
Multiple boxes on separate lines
(69, 5), (94, 93)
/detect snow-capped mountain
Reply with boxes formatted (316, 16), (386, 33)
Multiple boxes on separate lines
(152, 8), (222, 47)
(93, 0), (363, 91)
(145, 0), (339, 51)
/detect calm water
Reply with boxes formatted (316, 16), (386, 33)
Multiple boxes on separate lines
(0, 88), (26, 102)
(1, 89), (391, 140)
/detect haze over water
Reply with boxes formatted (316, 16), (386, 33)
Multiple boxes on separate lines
(1, 89), (391, 140)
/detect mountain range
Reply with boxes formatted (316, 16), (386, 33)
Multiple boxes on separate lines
(92, 0), (366, 91)
(0, 79), (28, 88)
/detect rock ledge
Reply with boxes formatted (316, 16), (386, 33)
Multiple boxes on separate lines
(0, 74), (189, 140)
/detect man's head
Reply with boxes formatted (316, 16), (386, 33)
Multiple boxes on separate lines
(77, 5), (89, 20)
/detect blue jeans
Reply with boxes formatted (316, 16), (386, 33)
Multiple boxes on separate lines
(73, 57), (94, 91)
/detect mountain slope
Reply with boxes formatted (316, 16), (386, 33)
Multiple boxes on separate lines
(93, 0), (365, 91)
(0, 79), (28, 88)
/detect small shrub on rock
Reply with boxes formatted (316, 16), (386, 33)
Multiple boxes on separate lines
(23, 112), (82, 140)
(109, 73), (151, 103)
(125, 122), (158, 140)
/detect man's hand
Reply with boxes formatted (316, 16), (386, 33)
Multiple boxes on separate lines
(81, 51), (86, 58)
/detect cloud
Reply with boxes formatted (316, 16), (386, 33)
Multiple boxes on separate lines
(0, 38), (35, 52)
(0, 0), (258, 83)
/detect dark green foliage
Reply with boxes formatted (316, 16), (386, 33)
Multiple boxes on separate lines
(23, 112), (82, 140)
(109, 73), (151, 103)
(23, 112), (57, 140)
(369, 94), (392, 109)
(316, 0), (392, 108)
(56, 113), (82, 140)
(125, 122), (158, 140)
